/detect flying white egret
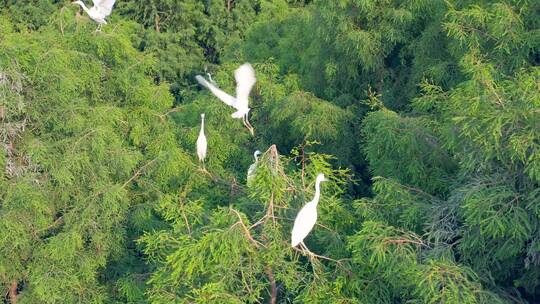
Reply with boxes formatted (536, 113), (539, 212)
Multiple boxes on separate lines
(73, 0), (117, 32)
(247, 150), (262, 183)
(291, 173), (328, 250)
(196, 113), (207, 168)
(195, 63), (256, 136)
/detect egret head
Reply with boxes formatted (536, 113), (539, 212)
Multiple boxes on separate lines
(201, 113), (205, 118)
(73, 1), (84, 6)
(316, 173), (328, 184)
(254, 150), (262, 160)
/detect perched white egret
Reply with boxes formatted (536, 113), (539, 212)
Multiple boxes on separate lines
(196, 113), (207, 167)
(247, 150), (262, 183)
(195, 63), (256, 136)
(73, 0), (116, 32)
(291, 173), (328, 249)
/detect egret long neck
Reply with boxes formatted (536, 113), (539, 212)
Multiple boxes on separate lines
(200, 116), (205, 135)
(312, 180), (322, 206)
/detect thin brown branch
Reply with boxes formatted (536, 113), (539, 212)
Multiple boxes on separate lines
(122, 157), (160, 189)
(293, 246), (339, 263)
(292, 246), (353, 276)
(267, 192), (276, 225)
(37, 216), (64, 234)
(197, 168), (247, 195)
(8, 281), (17, 304)
(384, 238), (427, 247)
(265, 267), (277, 304)
(158, 107), (183, 120)
(249, 214), (268, 230)
(59, 7), (65, 36)
(300, 140), (306, 189)
(154, 13), (160, 32)
(70, 129), (97, 154)
(230, 208), (265, 249)
(178, 199), (192, 236)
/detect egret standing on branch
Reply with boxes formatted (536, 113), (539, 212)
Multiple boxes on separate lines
(247, 150), (262, 184)
(196, 113), (207, 169)
(291, 173), (328, 252)
(195, 63), (256, 136)
(73, 0), (117, 32)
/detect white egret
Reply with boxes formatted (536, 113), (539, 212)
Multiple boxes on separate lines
(73, 0), (117, 32)
(291, 173), (328, 249)
(195, 63), (256, 136)
(196, 113), (207, 168)
(247, 150), (262, 183)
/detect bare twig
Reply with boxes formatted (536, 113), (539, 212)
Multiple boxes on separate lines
(292, 245), (353, 277)
(8, 281), (17, 304)
(121, 157), (160, 189)
(178, 199), (192, 236)
(300, 140), (306, 189)
(265, 267), (277, 304)
(383, 236), (429, 248)
(197, 168), (247, 195)
(157, 107), (183, 120)
(154, 13), (161, 32)
(229, 208), (279, 303)
(230, 208), (265, 249)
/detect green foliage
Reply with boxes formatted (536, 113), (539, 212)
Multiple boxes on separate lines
(0, 16), (182, 303)
(241, 0), (458, 108)
(362, 109), (456, 194)
(348, 221), (503, 303)
(140, 148), (354, 303)
(266, 91), (355, 164)
(0, 0), (57, 31)
(1, 0), (539, 303)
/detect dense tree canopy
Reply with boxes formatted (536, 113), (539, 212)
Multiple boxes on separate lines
(0, 0), (538, 303)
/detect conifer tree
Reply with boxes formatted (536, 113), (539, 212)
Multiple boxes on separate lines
(0, 0), (538, 303)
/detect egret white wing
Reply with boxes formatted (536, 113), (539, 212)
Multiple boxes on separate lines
(196, 75), (237, 107)
(96, 0), (116, 16)
(291, 204), (318, 246)
(234, 63), (256, 110)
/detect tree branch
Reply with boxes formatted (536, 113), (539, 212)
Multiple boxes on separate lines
(265, 267), (277, 304)
(230, 208), (265, 249)
(8, 281), (17, 304)
(121, 157), (160, 189)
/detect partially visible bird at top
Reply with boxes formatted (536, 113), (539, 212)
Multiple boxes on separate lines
(247, 150), (262, 184)
(195, 63), (256, 136)
(73, 0), (117, 32)
(291, 173), (328, 252)
(196, 113), (207, 169)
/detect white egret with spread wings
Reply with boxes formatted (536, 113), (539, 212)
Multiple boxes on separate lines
(73, 0), (116, 32)
(195, 63), (256, 136)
